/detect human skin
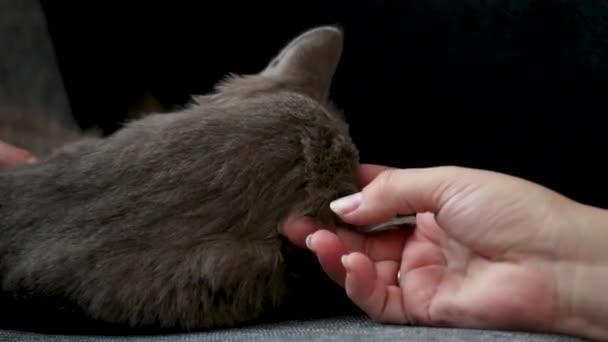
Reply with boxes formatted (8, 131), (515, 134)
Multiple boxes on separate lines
(0, 141), (38, 167)
(282, 164), (608, 341)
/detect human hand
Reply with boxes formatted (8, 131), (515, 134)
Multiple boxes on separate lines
(0, 141), (38, 167)
(281, 164), (608, 340)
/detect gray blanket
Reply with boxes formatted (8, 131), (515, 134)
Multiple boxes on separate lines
(0, 315), (587, 342)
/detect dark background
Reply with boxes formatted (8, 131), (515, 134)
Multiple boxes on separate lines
(39, 0), (607, 208)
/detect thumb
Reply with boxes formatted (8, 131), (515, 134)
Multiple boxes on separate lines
(329, 166), (465, 226)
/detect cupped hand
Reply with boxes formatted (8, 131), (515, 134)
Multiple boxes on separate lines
(281, 164), (589, 335)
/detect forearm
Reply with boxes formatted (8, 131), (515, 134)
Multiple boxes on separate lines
(554, 203), (608, 341)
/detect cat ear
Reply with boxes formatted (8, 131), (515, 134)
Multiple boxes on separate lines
(261, 25), (343, 101)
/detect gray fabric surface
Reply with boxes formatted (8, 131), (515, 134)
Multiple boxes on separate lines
(0, 0), (75, 128)
(0, 316), (587, 342)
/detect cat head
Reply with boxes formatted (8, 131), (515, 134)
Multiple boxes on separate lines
(188, 25), (358, 228)
(196, 25), (345, 114)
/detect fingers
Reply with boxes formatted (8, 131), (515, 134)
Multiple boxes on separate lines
(280, 163), (402, 248)
(281, 213), (410, 263)
(0, 141), (38, 167)
(330, 167), (464, 226)
(373, 260), (401, 286)
(342, 252), (408, 324)
(280, 215), (321, 249)
(336, 227), (409, 262)
(306, 229), (348, 286)
(306, 228), (409, 287)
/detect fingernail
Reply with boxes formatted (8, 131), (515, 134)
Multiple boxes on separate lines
(330, 193), (362, 215)
(305, 234), (314, 250)
(341, 254), (351, 271)
(26, 157), (38, 164)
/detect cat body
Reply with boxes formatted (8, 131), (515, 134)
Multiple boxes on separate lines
(0, 26), (360, 332)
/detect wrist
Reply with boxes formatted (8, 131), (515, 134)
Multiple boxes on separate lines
(553, 202), (608, 340)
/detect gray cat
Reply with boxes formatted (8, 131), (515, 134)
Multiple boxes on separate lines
(0, 26), (361, 333)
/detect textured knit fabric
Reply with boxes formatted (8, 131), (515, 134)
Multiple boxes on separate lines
(0, 315), (588, 342)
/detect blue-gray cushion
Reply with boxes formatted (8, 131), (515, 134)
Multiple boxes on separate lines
(0, 315), (588, 342)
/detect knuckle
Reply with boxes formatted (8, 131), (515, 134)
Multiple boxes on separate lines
(367, 168), (406, 204)
(359, 168), (407, 215)
(372, 169), (398, 194)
